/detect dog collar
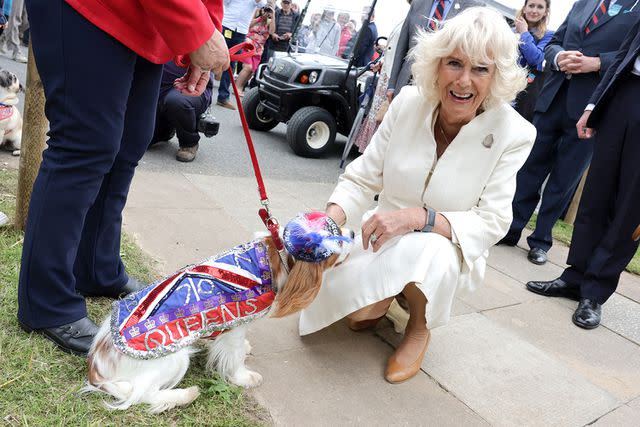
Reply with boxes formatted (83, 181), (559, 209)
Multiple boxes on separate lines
(0, 104), (13, 121)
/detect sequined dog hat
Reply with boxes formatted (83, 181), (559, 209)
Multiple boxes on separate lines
(283, 212), (351, 262)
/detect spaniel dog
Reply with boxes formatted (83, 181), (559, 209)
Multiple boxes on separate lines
(84, 212), (352, 413)
(0, 70), (23, 156)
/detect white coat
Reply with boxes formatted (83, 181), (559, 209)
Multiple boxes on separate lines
(299, 86), (536, 334)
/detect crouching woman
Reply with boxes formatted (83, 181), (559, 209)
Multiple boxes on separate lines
(298, 7), (536, 383)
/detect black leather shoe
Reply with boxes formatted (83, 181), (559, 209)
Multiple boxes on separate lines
(18, 317), (99, 357)
(78, 276), (147, 299)
(527, 247), (547, 265)
(572, 298), (602, 329)
(526, 278), (581, 301)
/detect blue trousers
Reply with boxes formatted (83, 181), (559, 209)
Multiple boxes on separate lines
(19, 0), (162, 328)
(505, 82), (594, 251)
(561, 75), (640, 304)
(217, 26), (246, 103)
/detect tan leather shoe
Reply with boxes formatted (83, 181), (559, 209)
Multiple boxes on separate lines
(384, 329), (430, 384)
(176, 144), (198, 162)
(216, 99), (236, 110)
(348, 315), (384, 331)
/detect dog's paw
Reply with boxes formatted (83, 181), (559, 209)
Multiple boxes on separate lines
(244, 339), (252, 355)
(11, 149), (19, 156)
(229, 368), (263, 388)
(184, 386), (200, 403)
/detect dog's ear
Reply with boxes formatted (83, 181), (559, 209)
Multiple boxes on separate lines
(271, 255), (336, 318)
(18, 83), (24, 93)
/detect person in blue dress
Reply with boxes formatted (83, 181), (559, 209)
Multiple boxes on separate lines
(513, 0), (554, 121)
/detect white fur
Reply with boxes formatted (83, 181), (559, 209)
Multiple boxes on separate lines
(0, 73), (22, 156)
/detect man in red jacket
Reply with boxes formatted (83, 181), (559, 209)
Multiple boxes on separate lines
(17, 0), (230, 356)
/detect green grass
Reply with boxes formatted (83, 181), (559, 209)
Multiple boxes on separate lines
(0, 168), (269, 426)
(526, 213), (640, 275)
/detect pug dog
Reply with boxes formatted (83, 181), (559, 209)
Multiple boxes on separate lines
(0, 70), (23, 156)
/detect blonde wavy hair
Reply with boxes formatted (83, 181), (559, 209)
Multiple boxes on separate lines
(516, 0), (551, 36)
(410, 7), (527, 111)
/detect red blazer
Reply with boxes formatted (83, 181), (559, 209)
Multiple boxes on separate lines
(66, 0), (223, 64)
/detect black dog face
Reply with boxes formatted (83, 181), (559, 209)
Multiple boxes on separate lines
(0, 70), (22, 93)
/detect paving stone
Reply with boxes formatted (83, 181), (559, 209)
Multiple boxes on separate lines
(488, 244), (564, 286)
(124, 207), (245, 274)
(629, 396), (640, 408)
(378, 313), (620, 426)
(485, 299), (640, 401)
(592, 404), (640, 426)
(249, 337), (488, 427)
(600, 293), (640, 345)
(617, 272), (640, 304)
(458, 266), (544, 311)
(126, 171), (216, 209)
(451, 297), (476, 317)
(247, 313), (358, 356)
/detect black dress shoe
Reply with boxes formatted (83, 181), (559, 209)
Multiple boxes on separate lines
(527, 247), (547, 265)
(572, 298), (602, 329)
(78, 276), (147, 299)
(526, 278), (581, 301)
(18, 317), (99, 357)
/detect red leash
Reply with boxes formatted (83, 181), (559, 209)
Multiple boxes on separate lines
(227, 43), (286, 253)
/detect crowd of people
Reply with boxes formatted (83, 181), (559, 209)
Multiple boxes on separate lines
(11, 0), (640, 394)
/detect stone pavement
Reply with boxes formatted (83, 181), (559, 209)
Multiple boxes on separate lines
(121, 169), (640, 426)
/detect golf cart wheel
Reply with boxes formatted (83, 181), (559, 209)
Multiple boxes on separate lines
(286, 107), (337, 158)
(243, 87), (278, 131)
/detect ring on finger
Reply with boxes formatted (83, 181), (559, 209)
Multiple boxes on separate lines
(370, 233), (378, 244)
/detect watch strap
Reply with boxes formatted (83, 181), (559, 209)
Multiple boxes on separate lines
(417, 207), (436, 233)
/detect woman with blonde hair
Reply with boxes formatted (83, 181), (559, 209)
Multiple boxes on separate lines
(513, 0), (554, 121)
(299, 7), (536, 384)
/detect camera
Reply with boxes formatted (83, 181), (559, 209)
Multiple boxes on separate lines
(197, 113), (220, 138)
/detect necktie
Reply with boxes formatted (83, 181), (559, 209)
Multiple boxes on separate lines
(585, 0), (612, 34)
(429, 0), (447, 31)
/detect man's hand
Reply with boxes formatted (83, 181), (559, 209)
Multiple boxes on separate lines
(177, 28), (229, 95)
(514, 17), (528, 34)
(576, 110), (595, 139)
(370, 61), (383, 73)
(558, 51), (600, 74)
(385, 90), (394, 103)
(173, 65), (211, 96)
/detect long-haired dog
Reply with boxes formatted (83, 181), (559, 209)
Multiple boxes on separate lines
(84, 212), (352, 413)
(0, 70), (23, 156)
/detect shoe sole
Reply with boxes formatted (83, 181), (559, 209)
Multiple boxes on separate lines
(17, 319), (89, 357)
(572, 315), (600, 330)
(525, 284), (581, 302)
(527, 256), (547, 265)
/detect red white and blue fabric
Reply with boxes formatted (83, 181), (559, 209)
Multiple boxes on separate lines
(111, 240), (276, 359)
(0, 104), (13, 121)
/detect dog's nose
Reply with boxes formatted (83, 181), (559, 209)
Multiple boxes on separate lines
(349, 230), (355, 239)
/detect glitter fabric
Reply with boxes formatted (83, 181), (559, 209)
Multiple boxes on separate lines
(112, 240), (275, 359)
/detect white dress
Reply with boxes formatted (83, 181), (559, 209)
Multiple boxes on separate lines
(299, 87), (536, 335)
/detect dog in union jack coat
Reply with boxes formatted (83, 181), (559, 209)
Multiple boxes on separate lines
(85, 212), (352, 413)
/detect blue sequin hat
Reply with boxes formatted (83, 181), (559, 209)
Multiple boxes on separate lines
(283, 212), (351, 262)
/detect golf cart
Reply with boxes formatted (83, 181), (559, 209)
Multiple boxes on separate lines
(243, 0), (390, 158)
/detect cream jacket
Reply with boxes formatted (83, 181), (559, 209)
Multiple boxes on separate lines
(329, 86), (536, 293)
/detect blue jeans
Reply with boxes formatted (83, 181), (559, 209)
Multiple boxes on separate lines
(217, 26), (247, 103)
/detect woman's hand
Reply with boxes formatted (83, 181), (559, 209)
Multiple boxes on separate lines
(326, 203), (347, 227)
(362, 208), (425, 252)
(514, 17), (528, 34)
(174, 65), (211, 96)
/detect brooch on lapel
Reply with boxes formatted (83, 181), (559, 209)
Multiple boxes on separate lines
(482, 134), (494, 148)
(454, 3), (461, 10)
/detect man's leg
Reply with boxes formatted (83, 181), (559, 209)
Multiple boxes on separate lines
(18, 0), (138, 328)
(503, 92), (565, 244)
(1, 0), (25, 59)
(73, 57), (162, 296)
(217, 28), (246, 106)
(527, 117), (594, 252)
(163, 88), (206, 148)
(149, 99), (176, 146)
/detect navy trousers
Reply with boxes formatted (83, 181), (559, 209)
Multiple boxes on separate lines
(217, 26), (246, 103)
(153, 88), (207, 148)
(505, 82), (594, 251)
(560, 75), (640, 304)
(18, 0), (162, 328)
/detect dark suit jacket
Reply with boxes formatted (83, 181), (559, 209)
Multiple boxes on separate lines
(536, 0), (640, 120)
(587, 19), (640, 127)
(387, 0), (485, 93)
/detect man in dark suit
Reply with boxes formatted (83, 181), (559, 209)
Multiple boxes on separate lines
(501, 0), (640, 266)
(386, 0), (485, 102)
(526, 17), (640, 329)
